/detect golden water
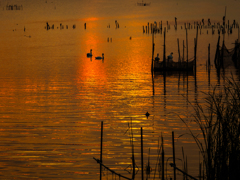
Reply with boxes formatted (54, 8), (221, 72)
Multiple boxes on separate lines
(0, 0), (240, 179)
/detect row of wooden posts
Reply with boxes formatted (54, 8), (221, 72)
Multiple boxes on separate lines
(94, 121), (200, 180)
(143, 19), (239, 35)
(45, 20), (122, 30)
(45, 22), (89, 30)
(5, 4), (23, 10)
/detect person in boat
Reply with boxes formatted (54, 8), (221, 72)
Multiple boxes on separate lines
(167, 52), (173, 62)
(155, 53), (160, 61)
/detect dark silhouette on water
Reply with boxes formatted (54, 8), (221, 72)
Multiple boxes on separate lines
(6, 4), (23, 10)
(95, 53), (104, 60)
(87, 49), (93, 57)
(145, 111), (150, 119)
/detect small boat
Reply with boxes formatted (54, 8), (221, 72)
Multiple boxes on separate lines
(95, 53), (104, 60)
(154, 59), (195, 72)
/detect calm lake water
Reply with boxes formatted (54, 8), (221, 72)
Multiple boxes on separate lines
(0, 0), (240, 179)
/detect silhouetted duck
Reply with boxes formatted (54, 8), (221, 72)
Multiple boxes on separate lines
(145, 111), (150, 119)
(87, 49), (93, 57)
(95, 53), (104, 60)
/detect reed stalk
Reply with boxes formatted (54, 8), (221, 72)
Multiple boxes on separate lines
(180, 76), (240, 180)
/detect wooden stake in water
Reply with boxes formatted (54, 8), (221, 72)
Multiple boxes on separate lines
(163, 28), (166, 69)
(100, 121), (103, 180)
(162, 135), (165, 180)
(141, 127), (144, 180)
(172, 131), (176, 180)
(208, 44), (211, 86)
(214, 35), (221, 69)
(186, 28), (188, 74)
(177, 38), (181, 62)
(199, 162), (202, 180)
(194, 26), (198, 74)
(130, 120), (135, 180)
(183, 40), (185, 62)
(182, 147), (185, 180)
(151, 28), (155, 95)
(151, 28), (155, 71)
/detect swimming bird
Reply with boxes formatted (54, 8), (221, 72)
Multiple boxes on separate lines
(145, 111), (150, 119)
(87, 49), (93, 57)
(95, 53), (104, 60)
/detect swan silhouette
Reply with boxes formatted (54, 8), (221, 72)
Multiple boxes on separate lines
(95, 53), (104, 60)
(87, 49), (93, 57)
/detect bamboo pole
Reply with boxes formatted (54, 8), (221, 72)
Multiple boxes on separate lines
(130, 120), (135, 180)
(151, 28), (155, 95)
(152, 28), (155, 70)
(170, 163), (197, 180)
(148, 22), (149, 33)
(199, 162), (202, 180)
(183, 40), (185, 62)
(182, 147), (185, 180)
(177, 38), (181, 62)
(186, 157), (188, 179)
(141, 127), (144, 180)
(100, 121), (103, 180)
(208, 44), (210, 68)
(208, 44), (211, 86)
(186, 28), (188, 70)
(163, 28), (166, 70)
(238, 26), (240, 43)
(172, 131), (176, 180)
(162, 136), (165, 180)
(154, 137), (161, 179)
(194, 26), (198, 74)
(214, 35), (221, 69)
(93, 158), (132, 180)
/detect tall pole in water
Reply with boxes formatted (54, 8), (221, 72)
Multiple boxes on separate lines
(172, 131), (176, 180)
(238, 26), (240, 43)
(151, 28), (155, 73)
(163, 28), (166, 70)
(100, 121), (103, 180)
(186, 29), (188, 64)
(151, 28), (155, 95)
(194, 26), (198, 74)
(221, 6), (227, 69)
(162, 135), (165, 180)
(141, 127), (144, 180)
(177, 38), (181, 62)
